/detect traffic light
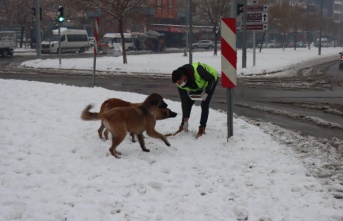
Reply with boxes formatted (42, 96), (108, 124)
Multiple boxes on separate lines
(31, 7), (42, 21)
(237, 3), (244, 16)
(58, 6), (64, 23)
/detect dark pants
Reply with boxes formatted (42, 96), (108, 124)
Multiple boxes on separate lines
(178, 80), (218, 127)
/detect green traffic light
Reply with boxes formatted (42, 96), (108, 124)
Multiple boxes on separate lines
(58, 6), (64, 23)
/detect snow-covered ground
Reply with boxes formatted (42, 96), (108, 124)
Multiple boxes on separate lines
(1, 47), (343, 220)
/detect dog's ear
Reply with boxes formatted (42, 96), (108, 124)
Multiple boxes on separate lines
(148, 93), (163, 106)
(158, 100), (168, 109)
(150, 97), (160, 106)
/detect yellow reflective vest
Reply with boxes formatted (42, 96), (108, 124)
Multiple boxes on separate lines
(177, 62), (218, 92)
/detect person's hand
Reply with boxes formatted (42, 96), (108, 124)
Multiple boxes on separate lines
(182, 122), (189, 132)
(201, 93), (208, 101)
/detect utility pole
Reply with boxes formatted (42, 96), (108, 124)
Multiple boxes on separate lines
(231, 0), (237, 17)
(318, 0), (323, 55)
(242, 0), (247, 68)
(189, 0), (193, 64)
(58, 24), (61, 66)
(58, 6), (65, 66)
(35, 0), (41, 58)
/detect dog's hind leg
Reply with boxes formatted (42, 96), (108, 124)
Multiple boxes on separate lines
(109, 130), (126, 159)
(130, 133), (137, 142)
(137, 133), (150, 152)
(98, 120), (106, 139)
(104, 129), (109, 140)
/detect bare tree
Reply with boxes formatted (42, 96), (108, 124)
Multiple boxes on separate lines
(331, 22), (342, 47)
(0, 0), (34, 48)
(289, 5), (305, 50)
(322, 17), (337, 40)
(269, 1), (293, 50)
(0, 0), (90, 48)
(194, 0), (230, 55)
(298, 8), (317, 50)
(83, 0), (148, 64)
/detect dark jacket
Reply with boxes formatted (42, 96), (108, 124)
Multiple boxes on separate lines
(176, 63), (218, 127)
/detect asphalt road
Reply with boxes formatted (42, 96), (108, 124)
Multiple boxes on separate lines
(1, 53), (343, 141)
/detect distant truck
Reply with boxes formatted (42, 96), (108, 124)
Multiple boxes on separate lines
(0, 31), (16, 56)
(41, 28), (89, 54)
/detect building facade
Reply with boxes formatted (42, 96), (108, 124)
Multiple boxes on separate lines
(333, 0), (343, 22)
(270, 0), (341, 22)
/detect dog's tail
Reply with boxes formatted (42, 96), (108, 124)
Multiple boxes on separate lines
(81, 104), (102, 121)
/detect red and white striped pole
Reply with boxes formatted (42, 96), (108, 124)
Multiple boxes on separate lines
(221, 18), (237, 139)
(221, 18), (237, 88)
(92, 17), (99, 87)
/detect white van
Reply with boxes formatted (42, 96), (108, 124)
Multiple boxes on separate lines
(99, 33), (134, 52)
(41, 29), (89, 54)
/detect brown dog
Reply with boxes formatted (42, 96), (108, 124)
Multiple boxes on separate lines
(98, 98), (177, 141)
(81, 93), (171, 158)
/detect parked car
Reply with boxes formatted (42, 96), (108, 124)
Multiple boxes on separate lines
(257, 41), (281, 48)
(257, 42), (268, 48)
(192, 40), (214, 49)
(265, 41), (282, 48)
(287, 41), (307, 48)
(314, 38), (334, 47)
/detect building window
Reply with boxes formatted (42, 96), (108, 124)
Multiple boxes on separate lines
(157, 0), (161, 8)
(169, 0), (173, 8)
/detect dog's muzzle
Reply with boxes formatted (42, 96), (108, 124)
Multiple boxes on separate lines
(170, 111), (177, 118)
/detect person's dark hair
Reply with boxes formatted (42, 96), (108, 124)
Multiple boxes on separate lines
(172, 69), (183, 83)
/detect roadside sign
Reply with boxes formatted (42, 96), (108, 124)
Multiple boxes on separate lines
(245, 23), (268, 31)
(247, 5), (269, 12)
(244, 4), (269, 31)
(245, 13), (268, 23)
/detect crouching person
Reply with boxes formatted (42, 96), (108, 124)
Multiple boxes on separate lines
(171, 62), (218, 138)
